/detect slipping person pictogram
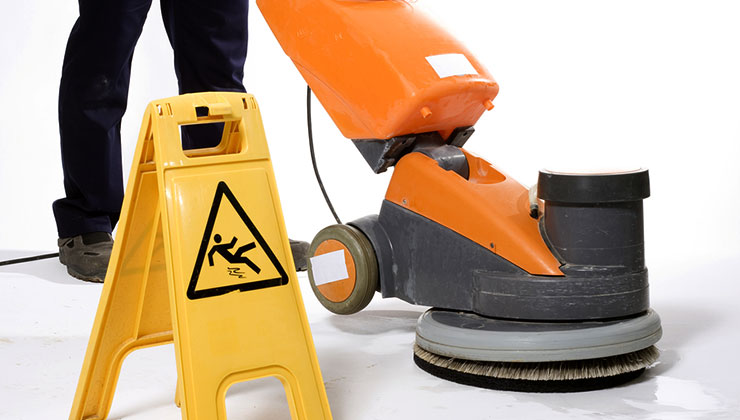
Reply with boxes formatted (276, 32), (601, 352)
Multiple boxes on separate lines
(187, 181), (289, 300)
(208, 234), (261, 274)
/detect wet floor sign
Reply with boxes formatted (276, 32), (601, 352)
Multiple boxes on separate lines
(69, 92), (332, 420)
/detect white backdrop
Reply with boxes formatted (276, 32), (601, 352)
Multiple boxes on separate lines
(1, 0), (739, 272)
(1, 2), (740, 418)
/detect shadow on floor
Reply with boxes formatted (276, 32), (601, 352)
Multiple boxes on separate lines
(328, 309), (424, 335)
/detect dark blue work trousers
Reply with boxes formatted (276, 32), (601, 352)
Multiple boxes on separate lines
(53, 0), (249, 238)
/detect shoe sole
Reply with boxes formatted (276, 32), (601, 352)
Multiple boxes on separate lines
(65, 266), (105, 283)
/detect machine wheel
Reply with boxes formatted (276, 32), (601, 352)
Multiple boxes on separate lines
(307, 224), (378, 314)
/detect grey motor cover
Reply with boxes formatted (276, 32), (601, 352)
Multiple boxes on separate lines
(416, 309), (662, 363)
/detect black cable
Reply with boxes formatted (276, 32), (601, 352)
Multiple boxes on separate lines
(0, 252), (59, 267)
(307, 86), (342, 225)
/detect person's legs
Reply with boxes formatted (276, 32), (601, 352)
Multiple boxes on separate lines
(54, 0), (154, 237)
(54, 0), (153, 281)
(160, 0), (308, 270)
(160, 0), (248, 150)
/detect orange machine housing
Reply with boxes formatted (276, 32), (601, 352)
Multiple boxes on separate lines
(257, 0), (499, 141)
(385, 151), (563, 276)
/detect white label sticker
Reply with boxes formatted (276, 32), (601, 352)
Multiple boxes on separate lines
(310, 250), (349, 286)
(426, 53), (478, 79)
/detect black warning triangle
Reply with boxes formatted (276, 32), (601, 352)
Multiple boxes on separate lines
(187, 181), (288, 300)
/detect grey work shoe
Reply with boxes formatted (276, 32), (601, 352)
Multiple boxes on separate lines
(58, 232), (114, 283)
(290, 239), (309, 272)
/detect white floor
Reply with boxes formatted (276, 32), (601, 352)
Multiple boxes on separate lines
(1, 250), (738, 420)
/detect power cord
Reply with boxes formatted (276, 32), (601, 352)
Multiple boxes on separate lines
(307, 86), (342, 225)
(0, 252), (59, 267)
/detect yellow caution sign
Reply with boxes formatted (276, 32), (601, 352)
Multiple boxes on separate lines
(69, 92), (332, 420)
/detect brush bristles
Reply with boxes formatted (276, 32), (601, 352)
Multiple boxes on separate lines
(414, 345), (660, 381)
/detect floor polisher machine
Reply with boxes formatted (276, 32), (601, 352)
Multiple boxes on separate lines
(258, 0), (661, 392)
